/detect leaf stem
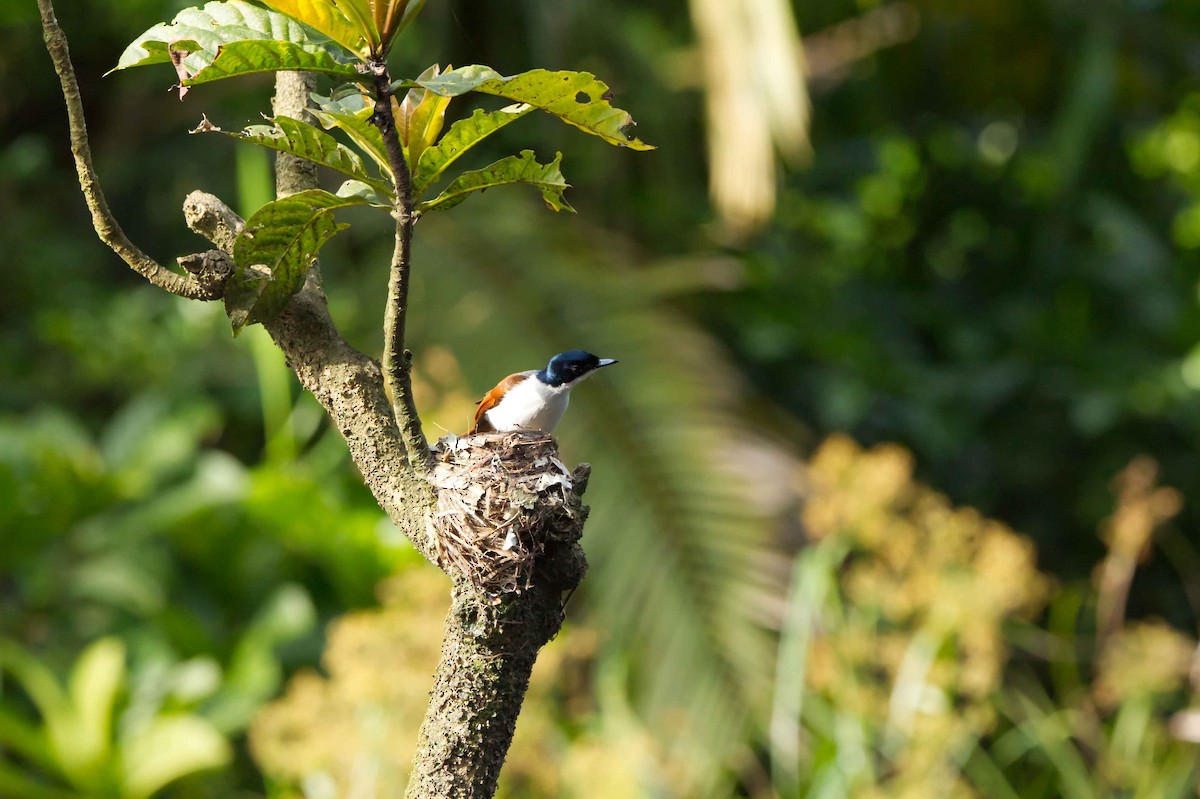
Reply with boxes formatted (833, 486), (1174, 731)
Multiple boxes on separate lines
(370, 58), (432, 470)
(37, 0), (227, 301)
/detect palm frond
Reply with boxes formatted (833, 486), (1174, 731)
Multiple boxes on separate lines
(407, 199), (792, 794)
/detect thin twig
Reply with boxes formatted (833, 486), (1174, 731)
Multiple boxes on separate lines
(369, 58), (433, 470)
(37, 0), (226, 301)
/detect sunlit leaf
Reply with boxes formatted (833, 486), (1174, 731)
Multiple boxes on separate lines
(403, 63), (501, 95)
(121, 716), (231, 799)
(226, 190), (366, 332)
(416, 150), (574, 214)
(413, 66), (655, 150)
(185, 39), (360, 85)
(0, 641), (70, 735)
(112, 0), (354, 81)
(312, 91), (392, 177)
(66, 638), (124, 780)
(203, 115), (392, 196)
(258, 0), (370, 58)
(396, 64), (452, 174)
(412, 104), (533, 194)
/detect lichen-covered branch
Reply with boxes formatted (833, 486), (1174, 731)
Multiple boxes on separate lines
(407, 444), (590, 799)
(406, 579), (570, 799)
(181, 190), (438, 562)
(42, 6), (593, 796)
(38, 0), (227, 301)
(368, 59), (432, 471)
(272, 71), (322, 198)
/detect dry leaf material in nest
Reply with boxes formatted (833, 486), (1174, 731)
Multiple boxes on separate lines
(431, 431), (587, 598)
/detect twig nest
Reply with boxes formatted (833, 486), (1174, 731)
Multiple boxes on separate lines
(430, 431), (589, 599)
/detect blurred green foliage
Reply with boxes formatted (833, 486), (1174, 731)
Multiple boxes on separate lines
(6, 0), (1200, 796)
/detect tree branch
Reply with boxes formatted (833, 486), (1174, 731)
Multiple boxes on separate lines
(272, 71), (322, 198)
(406, 579), (570, 799)
(43, 5), (594, 794)
(369, 59), (433, 471)
(182, 188), (439, 563)
(37, 0), (227, 301)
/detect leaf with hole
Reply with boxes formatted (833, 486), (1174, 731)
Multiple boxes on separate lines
(416, 150), (574, 214)
(412, 66), (655, 150)
(226, 190), (367, 332)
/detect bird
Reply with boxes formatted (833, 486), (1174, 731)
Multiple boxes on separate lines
(468, 350), (618, 434)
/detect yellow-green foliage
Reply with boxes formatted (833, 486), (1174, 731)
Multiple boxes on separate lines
(249, 569), (450, 796)
(250, 435), (1200, 799)
(781, 435), (1051, 798)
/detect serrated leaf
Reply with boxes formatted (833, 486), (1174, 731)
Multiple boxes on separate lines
(312, 91), (392, 177)
(416, 150), (574, 214)
(396, 64), (452, 173)
(415, 66), (655, 150)
(112, 0), (354, 82)
(413, 103), (533, 194)
(205, 115), (393, 196)
(226, 190), (365, 331)
(185, 39), (360, 85)
(258, 0), (371, 58)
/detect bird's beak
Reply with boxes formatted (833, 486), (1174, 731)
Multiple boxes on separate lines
(597, 358), (619, 368)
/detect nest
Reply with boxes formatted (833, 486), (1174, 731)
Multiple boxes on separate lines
(429, 431), (588, 598)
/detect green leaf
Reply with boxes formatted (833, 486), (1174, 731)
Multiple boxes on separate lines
(312, 91), (392, 177)
(329, 0), (380, 52)
(203, 116), (392, 196)
(416, 150), (574, 214)
(112, 0), (353, 79)
(0, 765), (82, 799)
(0, 706), (58, 776)
(185, 39), (360, 85)
(396, 65), (452, 174)
(258, 0), (370, 58)
(405, 64), (502, 96)
(121, 716), (231, 799)
(336, 179), (392, 207)
(412, 104), (533, 195)
(226, 190), (366, 332)
(415, 66), (655, 150)
(65, 639), (124, 781)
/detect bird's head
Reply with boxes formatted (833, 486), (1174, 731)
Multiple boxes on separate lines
(539, 350), (618, 387)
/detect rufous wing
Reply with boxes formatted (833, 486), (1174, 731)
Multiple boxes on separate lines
(468, 373), (530, 433)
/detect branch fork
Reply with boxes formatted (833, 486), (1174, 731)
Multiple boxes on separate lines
(40, 5), (589, 795)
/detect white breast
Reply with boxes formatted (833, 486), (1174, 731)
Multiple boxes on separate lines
(484, 376), (571, 433)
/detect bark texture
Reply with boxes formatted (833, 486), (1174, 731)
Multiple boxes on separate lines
(407, 579), (573, 799)
(42, 9), (590, 796)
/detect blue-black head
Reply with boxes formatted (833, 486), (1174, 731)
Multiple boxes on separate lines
(538, 350), (618, 387)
